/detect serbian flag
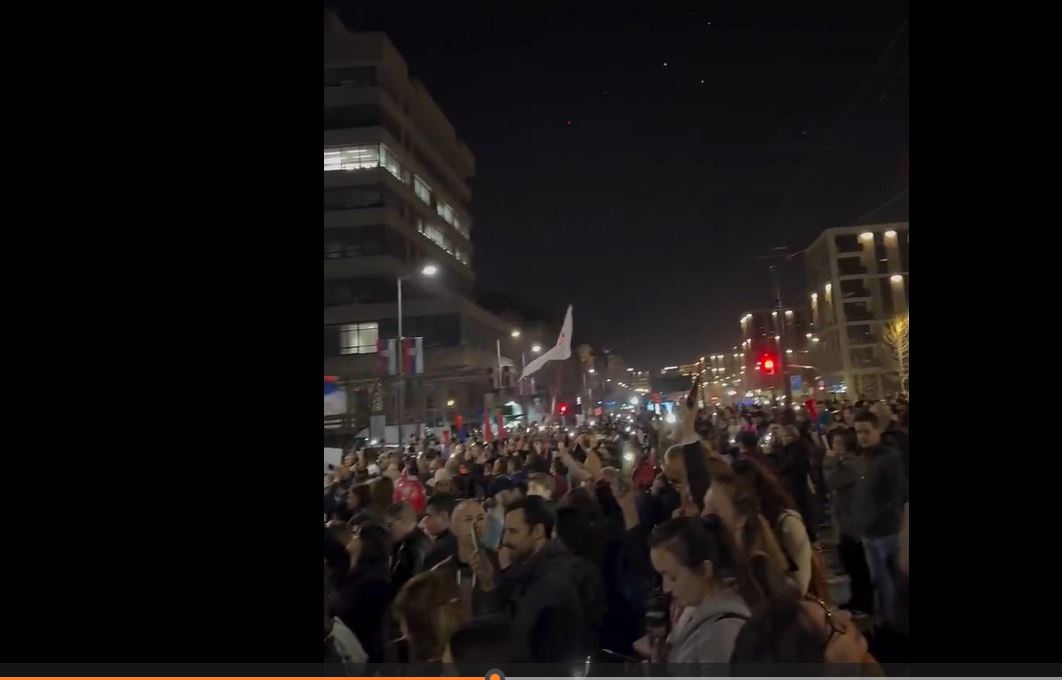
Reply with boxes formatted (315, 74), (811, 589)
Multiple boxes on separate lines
(482, 409), (494, 443)
(324, 376), (346, 416)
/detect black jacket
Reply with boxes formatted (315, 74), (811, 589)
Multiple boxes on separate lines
(852, 443), (906, 538)
(332, 561), (391, 664)
(882, 425), (910, 492)
(423, 529), (458, 571)
(779, 440), (816, 527)
(391, 528), (430, 596)
(474, 542), (587, 663)
(430, 547), (500, 617)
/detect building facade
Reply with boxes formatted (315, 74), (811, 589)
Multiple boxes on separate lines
(803, 222), (910, 399)
(323, 17), (547, 440)
(738, 308), (813, 396)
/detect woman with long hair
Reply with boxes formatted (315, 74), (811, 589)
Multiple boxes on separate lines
(634, 516), (762, 668)
(392, 570), (468, 665)
(730, 594), (881, 675)
(704, 458), (824, 599)
(331, 523), (393, 663)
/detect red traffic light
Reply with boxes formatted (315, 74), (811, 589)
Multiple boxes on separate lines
(558, 403), (569, 415)
(762, 354), (777, 375)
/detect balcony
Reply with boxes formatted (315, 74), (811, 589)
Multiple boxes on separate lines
(324, 206), (399, 230)
(324, 254), (404, 281)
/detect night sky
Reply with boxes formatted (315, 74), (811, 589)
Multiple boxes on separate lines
(329, 4), (909, 371)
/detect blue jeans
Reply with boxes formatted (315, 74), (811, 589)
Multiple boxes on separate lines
(863, 534), (900, 622)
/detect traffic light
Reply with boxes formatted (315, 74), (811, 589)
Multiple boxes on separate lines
(762, 354), (777, 376)
(558, 403), (569, 415)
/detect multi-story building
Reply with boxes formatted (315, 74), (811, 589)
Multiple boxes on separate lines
(630, 370), (652, 392)
(803, 222), (910, 398)
(323, 16), (547, 440)
(737, 308), (813, 396)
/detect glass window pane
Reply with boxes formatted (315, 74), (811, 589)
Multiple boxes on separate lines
(379, 145), (407, 182)
(324, 151), (342, 172)
(341, 145), (379, 170)
(436, 201), (454, 225)
(413, 176), (431, 204)
(359, 323), (378, 353)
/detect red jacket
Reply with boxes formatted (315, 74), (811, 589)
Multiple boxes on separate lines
(632, 460), (659, 491)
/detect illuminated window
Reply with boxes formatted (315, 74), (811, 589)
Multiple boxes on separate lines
(413, 175), (432, 204)
(454, 215), (470, 240)
(339, 322), (379, 355)
(324, 145), (380, 171)
(379, 144), (408, 183)
(436, 201), (455, 225)
(324, 144), (409, 183)
(419, 220), (451, 253)
(454, 248), (471, 267)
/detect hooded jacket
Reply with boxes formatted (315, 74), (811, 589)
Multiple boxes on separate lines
(666, 592), (750, 667)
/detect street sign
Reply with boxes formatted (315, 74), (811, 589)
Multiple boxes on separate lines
(790, 375), (804, 392)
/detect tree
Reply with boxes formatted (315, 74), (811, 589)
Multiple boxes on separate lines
(881, 313), (910, 396)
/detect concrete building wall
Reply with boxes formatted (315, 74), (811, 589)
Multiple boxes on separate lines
(322, 17), (546, 434)
(804, 222), (909, 399)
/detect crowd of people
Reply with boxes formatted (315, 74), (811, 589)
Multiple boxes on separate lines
(323, 392), (909, 675)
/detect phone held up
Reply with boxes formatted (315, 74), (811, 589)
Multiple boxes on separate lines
(686, 375), (700, 409)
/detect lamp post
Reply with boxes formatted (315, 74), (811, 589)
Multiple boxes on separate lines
(395, 264), (437, 433)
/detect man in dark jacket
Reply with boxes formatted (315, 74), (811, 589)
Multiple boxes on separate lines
(778, 425), (818, 542)
(874, 401), (910, 490)
(823, 428), (874, 614)
(852, 410), (907, 622)
(422, 494), (458, 571)
(430, 499), (500, 616)
(468, 496), (590, 663)
(384, 501), (430, 596)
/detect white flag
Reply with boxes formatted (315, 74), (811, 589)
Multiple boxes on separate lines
(520, 305), (573, 380)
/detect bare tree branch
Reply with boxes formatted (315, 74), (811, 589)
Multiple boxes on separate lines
(880, 313), (910, 396)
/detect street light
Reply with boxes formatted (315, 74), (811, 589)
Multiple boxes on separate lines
(396, 265), (438, 427)
(446, 399), (455, 407)
(588, 368), (596, 374)
(511, 329), (522, 338)
(531, 344), (542, 353)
